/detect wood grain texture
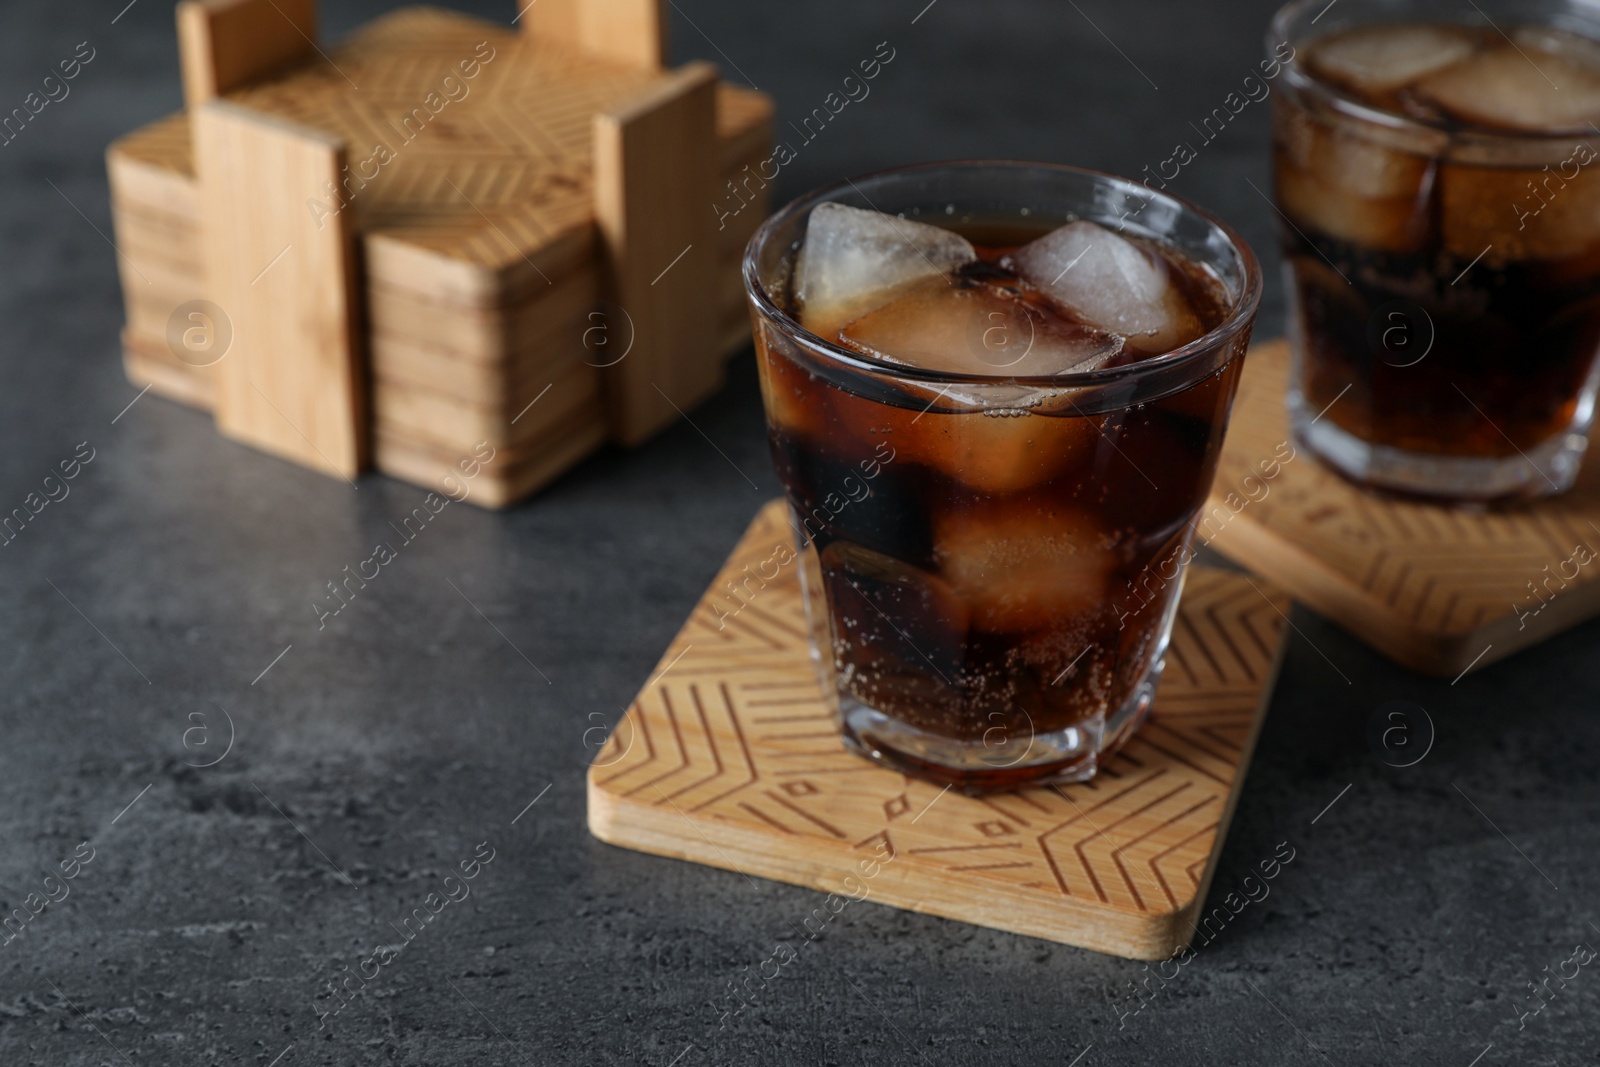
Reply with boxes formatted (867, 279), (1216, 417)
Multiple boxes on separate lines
(177, 0), (317, 107)
(368, 332), (579, 407)
(365, 269), (599, 367)
(225, 8), (656, 293)
(373, 402), (606, 508)
(521, 0), (668, 69)
(111, 20), (771, 303)
(1204, 339), (1600, 677)
(373, 352), (603, 451)
(107, 113), (198, 221)
(588, 500), (1291, 960)
(195, 100), (367, 478)
(108, 5), (774, 502)
(716, 86), (775, 174)
(593, 61), (722, 445)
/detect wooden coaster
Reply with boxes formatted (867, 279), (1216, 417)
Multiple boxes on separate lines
(588, 501), (1291, 960)
(1204, 339), (1600, 678)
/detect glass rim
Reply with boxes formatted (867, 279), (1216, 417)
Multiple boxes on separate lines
(1268, 0), (1600, 144)
(741, 159), (1263, 390)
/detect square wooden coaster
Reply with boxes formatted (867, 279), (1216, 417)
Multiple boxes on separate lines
(1204, 340), (1600, 679)
(587, 501), (1291, 960)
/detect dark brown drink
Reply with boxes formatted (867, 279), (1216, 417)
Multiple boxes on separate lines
(1272, 8), (1600, 498)
(743, 164), (1261, 792)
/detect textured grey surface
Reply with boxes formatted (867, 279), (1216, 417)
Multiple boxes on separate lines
(0, 1), (1597, 1064)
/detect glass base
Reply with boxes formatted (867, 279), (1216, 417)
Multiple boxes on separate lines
(1290, 390), (1586, 503)
(838, 664), (1162, 795)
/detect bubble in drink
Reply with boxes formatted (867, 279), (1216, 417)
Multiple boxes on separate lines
(821, 539), (970, 680)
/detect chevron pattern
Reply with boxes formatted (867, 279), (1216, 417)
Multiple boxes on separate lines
(1205, 340), (1600, 676)
(587, 501), (1289, 959)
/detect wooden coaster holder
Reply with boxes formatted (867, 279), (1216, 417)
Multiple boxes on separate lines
(107, 0), (774, 504)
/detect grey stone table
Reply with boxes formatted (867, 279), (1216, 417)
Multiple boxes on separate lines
(2, 1), (1596, 1064)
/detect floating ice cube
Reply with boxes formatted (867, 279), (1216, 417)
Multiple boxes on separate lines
(819, 543), (966, 726)
(933, 502), (1112, 633)
(810, 323), (1105, 494)
(1010, 221), (1202, 355)
(820, 540), (970, 686)
(795, 202), (976, 341)
(1273, 105), (1436, 251)
(1307, 23), (1478, 95)
(1414, 44), (1600, 131)
(1439, 157), (1600, 262)
(908, 407), (1102, 495)
(1275, 104), (1434, 199)
(756, 339), (839, 447)
(837, 275), (1122, 377)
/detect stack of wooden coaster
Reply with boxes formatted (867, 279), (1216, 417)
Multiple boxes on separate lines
(109, 114), (208, 409)
(107, 0), (774, 507)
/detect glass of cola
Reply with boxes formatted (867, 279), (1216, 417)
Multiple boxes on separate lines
(743, 162), (1261, 791)
(1272, 0), (1600, 500)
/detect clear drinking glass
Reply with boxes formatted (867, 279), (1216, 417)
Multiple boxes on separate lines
(743, 162), (1262, 792)
(1271, 0), (1600, 500)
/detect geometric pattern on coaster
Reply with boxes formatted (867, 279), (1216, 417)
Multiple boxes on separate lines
(587, 500), (1290, 960)
(1204, 339), (1600, 679)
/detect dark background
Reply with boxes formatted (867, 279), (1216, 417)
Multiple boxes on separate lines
(2, 1), (1597, 1064)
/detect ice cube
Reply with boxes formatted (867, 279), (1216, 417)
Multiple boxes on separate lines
(932, 501), (1111, 633)
(911, 407), (1102, 494)
(1439, 157), (1600, 262)
(1010, 221), (1203, 355)
(1307, 23), (1479, 96)
(795, 202), (977, 341)
(756, 331), (838, 445)
(837, 275), (1123, 376)
(819, 540), (969, 689)
(818, 373), (1102, 495)
(1414, 44), (1600, 131)
(1275, 104), (1434, 199)
(1514, 25), (1600, 74)
(1273, 105), (1436, 252)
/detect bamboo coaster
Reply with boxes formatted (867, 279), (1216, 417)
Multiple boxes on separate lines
(587, 501), (1291, 960)
(1204, 339), (1600, 678)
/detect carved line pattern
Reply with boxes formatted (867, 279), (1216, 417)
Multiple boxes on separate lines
(593, 502), (1287, 918)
